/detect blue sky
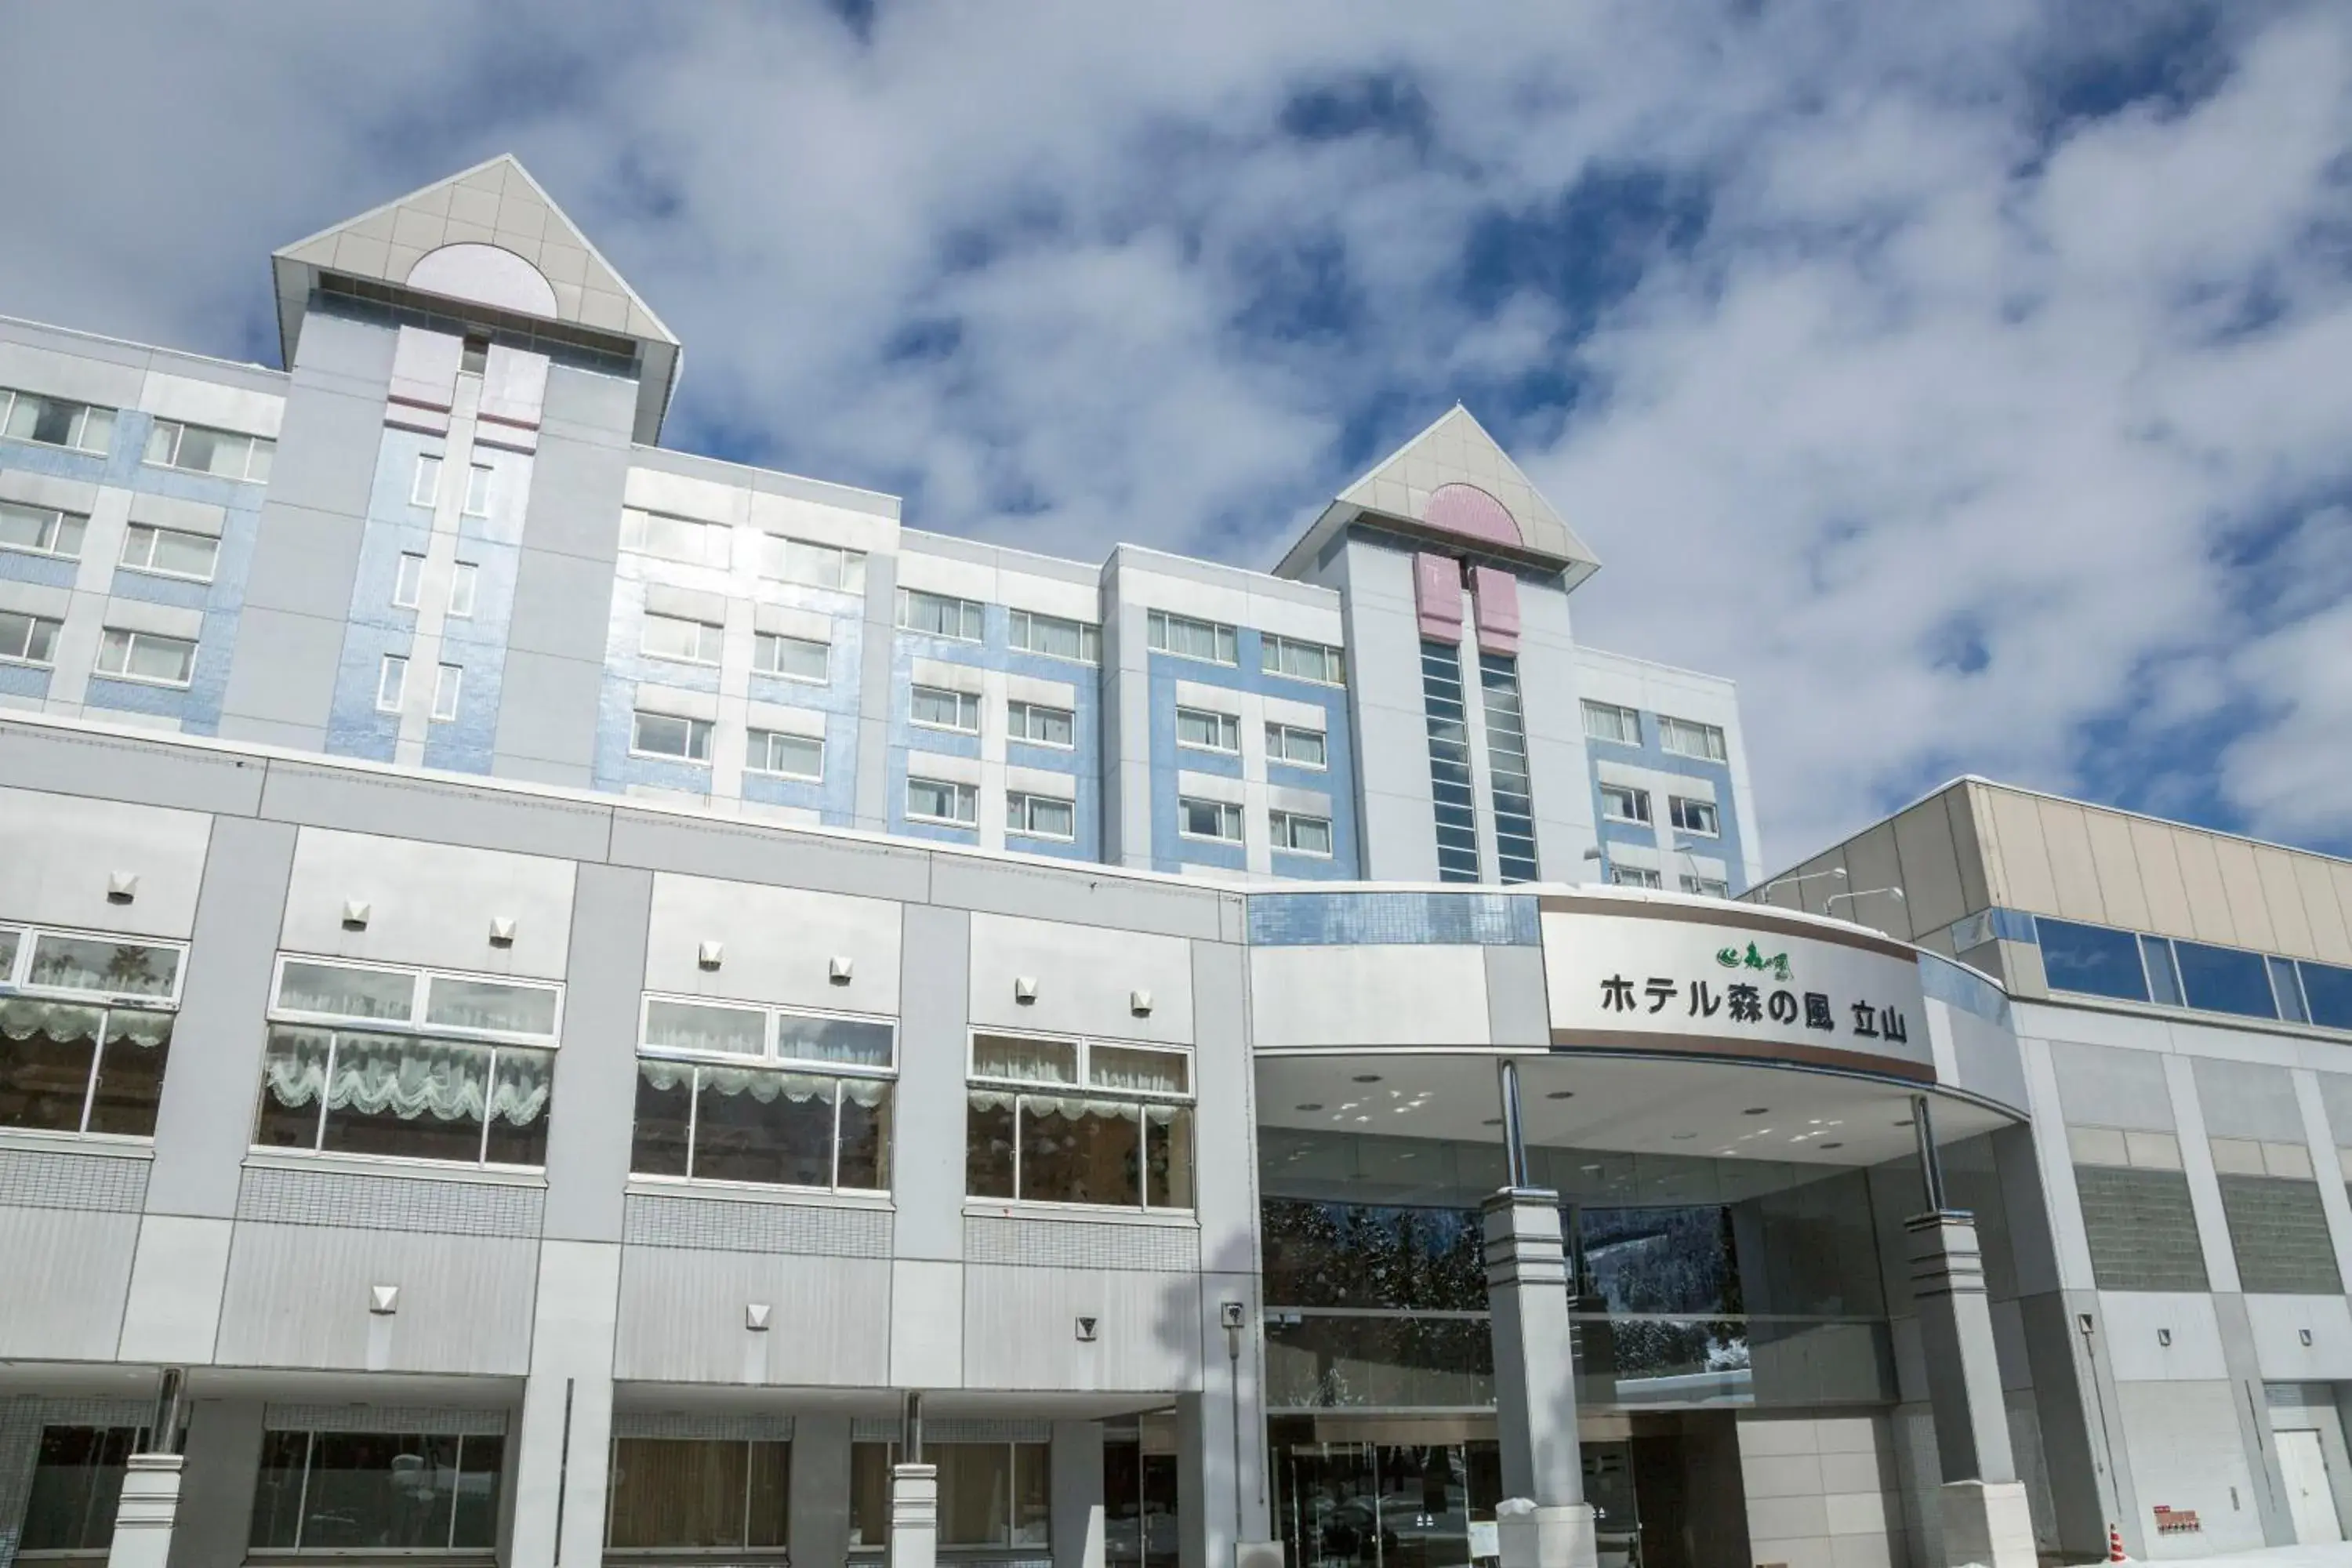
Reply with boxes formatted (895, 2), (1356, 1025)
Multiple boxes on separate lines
(2, 1), (2348, 866)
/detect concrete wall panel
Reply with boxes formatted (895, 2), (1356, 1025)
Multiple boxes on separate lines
(0, 1205), (139, 1359)
(644, 872), (902, 1015)
(612, 1246), (891, 1385)
(964, 1263), (1200, 1391)
(967, 913), (1196, 1044)
(281, 826), (576, 979)
(215, 1221), (538, 1373)
(0, 786), (212, 938)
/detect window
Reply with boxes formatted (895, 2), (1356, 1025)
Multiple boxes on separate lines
(967, 1032), (1192, 1210)
(1007, 699), (1074, 747)
(2270, 956), (2310, 1026)
(250, 1428), (503, 1551)
(760, 534), (866, 593)
(1658, 715), (1729, 762)
(2143, 935), (2184, 1007)
(446, 561), (477, 619)
(898, 588), (985, 641)
(1421, 642), (1479, 882)
(462, 463), (492, 517)
(118, 523), (218, 582)
(1261, 633), (1344, 685)
(0, 925), (182, 1138)
(747, 729), (824, 781)
(753, 631), (829, 682)
(2074, 1165), (2209, 1290)
(0, 499), (87, 560)
(632, 710), (713, 764)
(376, 655), (407, 713)
(620, 510), (730, 568)
(911, 684), (982, 734)
(21, 1426), (147, 1552)
(1178, 797), (1243, 843)
(0, 610), (61, 666)
(96, 628), (196, 687)
(256, 959), (561, 1167)
(1, 388), (114, 455)
(1265, 723), (1327, 768)
(1147, 609), (1236, 665)
(2034, 918), (2148, 1003)
(462, 333), (490, 376)
(2175, 941), (2278, 1020)
(606, 1438), (789, 1552)
(1269, 811), (1333, 857)
(642, 612), (723, 665)
(2304, 960), (2352, 1033)
(1008, 608), (1099, 663)
(1610, 865), (1664, 888)
(907, 776), (979, 826)
(1007, 791), (1076, 840)
(1599, 783), (1651, 825)
(1679, 875), (1731, 898)
(630, 997), (895, 1191)
(1481, 654), (1539, 884)
(430, 664), (462, 723)
(851, 1443), (1050, 1551)
(393, 552), (425, 609)
(1582, 700), (1641, 746)
(143, 419), (274, 482)
(1174, 707), (1240, 753)
(411, 453), (443, 507)
(1669, 797), (1719, 837)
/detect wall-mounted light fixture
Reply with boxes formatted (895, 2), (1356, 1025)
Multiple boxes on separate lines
(488, 916), (517, 948)
(829, 956), (854, 985)
(1130, 989), (1153, 1016)
(106, 871), (138, 905)
(1014, 976), (1038, 1004)
(1075, 1316), (1098, 1342)
(698, 940), (724, 971)
(368, 1284), (400, 1316)
(342, 899), (372, 931)
(746, 1303), (772, 1332)
(2157, 1327), (2172, 1347)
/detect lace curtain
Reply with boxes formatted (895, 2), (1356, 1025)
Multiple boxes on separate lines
(263, 1029), (550, 1127)
(0, 998), (103, 1044)
(639, 1058), (890, 1109)
(644, 1000), (765, 1057)
(971, 1034), (1077, 1086)
(1087, 1045), (1187, 1094)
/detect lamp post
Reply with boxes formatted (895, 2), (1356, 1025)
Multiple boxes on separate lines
(1823, 886), (1906, 933)
(1759, 866), (1846, 905)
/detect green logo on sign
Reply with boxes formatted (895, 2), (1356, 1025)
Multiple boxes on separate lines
(1716, 942), (1792, 982)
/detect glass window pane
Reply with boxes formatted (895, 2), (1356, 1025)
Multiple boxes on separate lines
(1146, 1105), (1194, 1210)
(485, 1047), (554, 1166)
(608, 1438), (750, 1548)
(2035, 918), (2149, 1003)
(694, 1069), (833, 1186)
(630, 1060), (694, 1177)
(0, 927), (17, 978)
(151, 530), (216, 579)
(2141, 936), (2183, 1006)
(249, 1430), (310, 1549)
(452, 1435), (503, 1548)
(967, 1092), (1015, 1199)
(447, 562), (477, 619)
(748, 1441), (791, 1548)
(775, 1011), (894, 1068)
(85, 1011), (172, 1137)
(254, 1027), (331, 1149)
(2175, 942), (2278, 1019)
(849, 1442), (894, 1548)
(300, 1432), (460, 1548)
(1019, 1097), (1142, 1206)
(394, 553), (425, 608)
(1090, 1044), (1188, 1094)
(425, 975), (558, 1036)
(0, 1000), (100, 1132)
(28, 935), (179, 998)
(973, 1033), (1077, 1085)
(278, 960), (415, 1021)
(939, 1444), (1013, 1547)
(2305, 962), (2352, 1032)
(838, 1080), (893, 1190)
(1013, 1443), (1052, 1546)
(2270, 956), (2310, 1025)
(320, 1035), (491, 1163)
(23, 1425), (138, 1551)
(644, 998), (766, 1056)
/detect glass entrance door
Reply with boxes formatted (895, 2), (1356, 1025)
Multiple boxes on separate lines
(1277, 1441), (1493, 1568)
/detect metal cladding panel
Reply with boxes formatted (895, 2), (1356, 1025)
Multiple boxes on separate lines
(614, 1246), (891, 1385)
(0, 786), (214, 938)
(214, 1222), (537, 1374)
(644, 872), (903, 1015)
(961, 1262), (1201, 1392)
(281, 826), (577, 978)
(389, 325), (462, 413)
(1469, 564), (1519, 656)
(1413, 552), (1461, 643)
(0, 1206), (140, 1359)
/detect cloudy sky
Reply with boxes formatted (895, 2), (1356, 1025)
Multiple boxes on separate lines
(3, 1), (2348, 866)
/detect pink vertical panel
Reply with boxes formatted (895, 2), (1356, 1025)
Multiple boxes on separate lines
(1414, 552), (1464, 642)
(388, 325), (463, 412)
(1472, 564), (1521, 655)
(478, 345), (550, 438)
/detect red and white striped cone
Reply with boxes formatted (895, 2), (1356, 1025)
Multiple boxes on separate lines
(2107, 1521), (2128, 1562)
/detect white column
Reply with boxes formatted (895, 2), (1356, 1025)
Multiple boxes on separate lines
(1052, 1421), (1106, 1568)
(507, 1240), (621, 1568)
(1483, 1189), (1597, 1568)
(889, 1464), (939, 1568)
(103, 1456), (181, 1568)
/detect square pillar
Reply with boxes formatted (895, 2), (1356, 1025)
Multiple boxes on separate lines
(890, 1464), (938, 1568)
(789, 1415), (854, 1568)
(507, 1242), (621, 1568)
(1481, 1189), (1597, 1568)
(1052, 1421), (1106, 1568)
(1906, 1211), (2034, 1567)
(166, 1401), (263, 1568)
(103, 1455), (182, 1568)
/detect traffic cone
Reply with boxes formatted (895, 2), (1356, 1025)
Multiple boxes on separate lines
(2107, 1521), (2127, 1562)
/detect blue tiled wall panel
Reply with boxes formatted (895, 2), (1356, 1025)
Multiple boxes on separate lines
(1583, 714), (1749, 891)
(325, 619), (405, 761)
(82, 675), (191, 721)
(0, 662), (53, 702)
(0, 550), (77, 590)
(1247, 891), (1541, 947)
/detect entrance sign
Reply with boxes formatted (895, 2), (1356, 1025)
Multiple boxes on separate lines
(1540, 895), (1933, 1080)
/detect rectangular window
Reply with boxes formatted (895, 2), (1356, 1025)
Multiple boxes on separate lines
(249, 1429), (504, 1551)
(911, 684), (982, 734)
(446, 561), (477, 619)
(1599, 783), (1651, 825)
(1610, 865), (1664, 889)
(1581, 700), (1641, 746)
(2218, 1174), (2342, 1293)
(1421, 642), (1479, 883)
(1265, 722), (1327, 768)
(967, 1032), (1192, 1211)
(1679, 875), (1731, 898)
(898, 588), (985, 641)
(2073, 1165), (2210, 1290)
(0, 925), (181, 1140)
(430, 664), (462, 723)
(849, 1443), (1050, 1551)
(1658, 714), (1728, 761)
(1269, 811), (1333, 857)
(20, 1426), (145, 1552)
(462, 463), (493, 517)
(143, 419), (274, 482)
(619, 510), (731, 568)
(1174, 707), (1240, 753)
(2304, 960), (2352, 1032)
(752, 630), (830, 682)
(906, 776), (979, 826)
(641, 612), (724, 665)
(760, 534), (867, 593)
(631, 997), (895, 1192)
(1480, 654), (1540, 885)
(1261, 633), (1345, 684)
(1007, 699), (1074, 747)
(1008, 608), (1099, 663)
(411, 453), (443, 507)
(2270, 956), (2310, 1025)
(1147, 609), (1237, 665)
(256, 1017), (554, 1168)
(96, 628), (196, 687)
(376, 655), (407, 713)
(2143, 935), (2183, 1007)
(0, 499), (88, 560)
(1669, 797), (1719, 837)
(0, 609), (62, 666)
(1007, 791), (1076, 840)
(2035, 917), (2149, 1003)
(2175, 941), (2278, 1020)
(605, 1438), (790, 1550)
(632, 710), (714, 763)
(747, 728), (824, 781)
(118, 523), (218, 582)
(1178, 797), (1243, 843)
(393, 552), (425, 609)
(0, 387), (114, 455)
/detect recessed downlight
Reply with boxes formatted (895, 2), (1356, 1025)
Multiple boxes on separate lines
(1296, 1103), (1324, 1112)
(1671, 1132), (1697, 1141)
(1545, 1090), (1576, 1100)
(1743, 1107), (1770, 1116)
(1481, 1117), (1503, 1127)
(1820, 1142), (1845, 1150)
(1352, 1073), (1383, 1083)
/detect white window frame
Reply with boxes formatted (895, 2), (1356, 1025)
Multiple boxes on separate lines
(143, 419), (274, 483)
(1174, 707), (1240, 754)
(906, 775), (979, 826)
(619, 510), (731, 569)
(1668, 796), (1719, 837)
(118, 523), (218, 583)
(751, 630), (830, 684)
(270, 954), (564, 1046)
(3, 923), (189, 1007)
(1265, 722), (1327, 770)
(0, 499), (87, 561)
(1599, 783), (1651, 826)
(965, 1027), (1195, 1214)
(0, 610), (63, 667)
(411, 453), (444, 508)
(1007, 608), (1100, 664)
(1177, 796), (1245, 844)
(376, 654), (408, 713)
(641, 611), (724, 667)
(462, 463), (494, 518)
(393, 553), (426, 610)
(1610, 865), (1664, 889)
(1658, 714), (1729, 762)
(430, 664), (463, 723)
(95, 628), (196, 688)
(1582, 700), (1642, 747)
(897, 588), (985, 642)
(1147, 609), (1238, 666)
(630, 710), (715, 764)
(1679, 875), (1731, 898)
(446, 561), (478, 619)
(1005, 790), (1077, 841)
(746, 728), (826, 782)
(1260, 633), (1345, 686)
(0, 387), (115, 455)
(760, 534), (868, 594)
(1269, 810), (1334, 858)
(1005, 699), (1075, 749)
(910, 684), (982, 735)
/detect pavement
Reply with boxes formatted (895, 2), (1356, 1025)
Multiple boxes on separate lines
(2114, 1548), (2352, 1566)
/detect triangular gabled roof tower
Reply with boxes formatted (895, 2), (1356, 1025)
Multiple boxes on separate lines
(270, 154), (681, 443)
(1276, 404), (1600, 589)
